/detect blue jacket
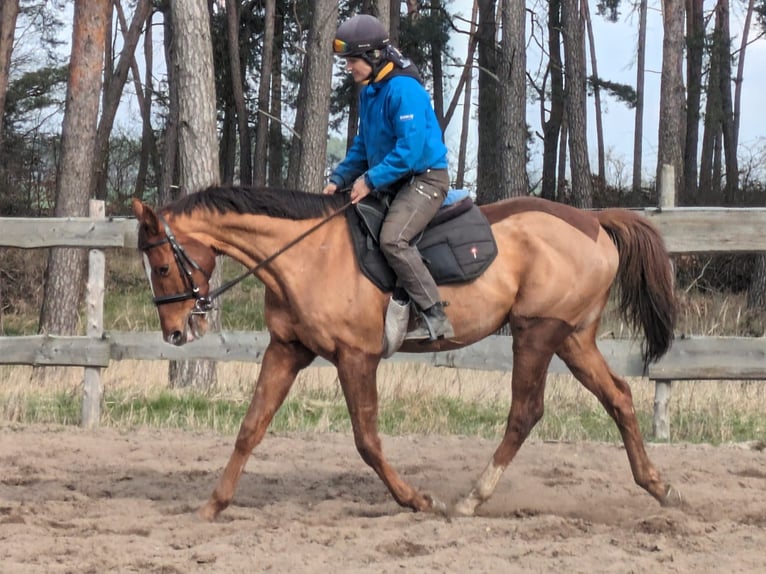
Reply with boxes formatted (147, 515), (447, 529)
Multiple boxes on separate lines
(329, 72), (448, 193)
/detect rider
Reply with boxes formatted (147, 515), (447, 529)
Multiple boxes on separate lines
(322, 14), (454, 341)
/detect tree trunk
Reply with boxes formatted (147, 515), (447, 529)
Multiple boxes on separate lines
(374, 0), (391, 31)
(475, 0), (502, 204)
(405, 0), (419, 19)
(561, 0), (592, 208)
(746, 255), (766, 331)
(94, 0), (114, 203)
(169, 0), (221, 389)
(717, 0), (738, 203)
(39, 0), (110, 338)
(557, 112), (569, 198)
(0, 0), (20, 153)
(582, 0), (604, 190)
(115, 0), (159, 201)
(268, 7), (284, 187)
(700, 4), (723, 203)
(90, 0), (152, 202)
(389, 0), (402, 45)
(252, 0), (275, 186)
(172, 1), (219, 192)
(632, 0), (648, 194)
(541, 0), (563, 201)
(656, 0), (685, 205)
(345, 81), (361, 152)
(498, 0), (527, 198)
(455, 0), (478, 189)
(739, 0), (764, 320)
(122, 10), (165, 202)
(287, 0), (336, 193)
(733, 0), (756, 153)
(683, 0), (703, 204)
(443, 11), (477, 129)
(226, 0), (252, 185)
(429, 0), (445, 126)
(160, 5), (180, 205)
(220, 102), (237, 183)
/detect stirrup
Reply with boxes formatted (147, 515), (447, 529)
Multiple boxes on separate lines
(404, 320), (433, 341)
(404, 302), (454, 341)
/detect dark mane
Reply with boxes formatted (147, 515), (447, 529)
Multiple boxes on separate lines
(165, 185), (349, 220)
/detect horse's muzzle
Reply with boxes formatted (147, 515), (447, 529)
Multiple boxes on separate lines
(167, 330), (186, 346)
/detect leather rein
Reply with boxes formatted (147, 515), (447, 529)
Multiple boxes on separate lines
(141, 200), (353, 315)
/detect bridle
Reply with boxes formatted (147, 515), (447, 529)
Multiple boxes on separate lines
(141, 214), (213, 314)
(141, 201), (353, 316)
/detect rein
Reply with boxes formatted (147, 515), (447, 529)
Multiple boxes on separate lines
(144, 200), (353, 315)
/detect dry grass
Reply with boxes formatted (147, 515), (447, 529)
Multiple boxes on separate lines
(2, 360), (764, 444)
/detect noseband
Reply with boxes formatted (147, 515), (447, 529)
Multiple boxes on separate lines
(141, 214), (213, 314)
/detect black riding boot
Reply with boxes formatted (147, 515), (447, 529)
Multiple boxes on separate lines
(404, 302), (455, 341)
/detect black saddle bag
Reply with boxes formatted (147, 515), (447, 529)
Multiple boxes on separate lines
(346, 194), (498, 292)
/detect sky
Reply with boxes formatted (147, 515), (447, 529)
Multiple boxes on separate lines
(444, 0), (766, 187)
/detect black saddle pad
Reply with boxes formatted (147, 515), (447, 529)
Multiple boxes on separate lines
(346, 195), (498, 292)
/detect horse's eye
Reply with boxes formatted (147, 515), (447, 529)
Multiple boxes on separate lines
(158, 265), (170, 277)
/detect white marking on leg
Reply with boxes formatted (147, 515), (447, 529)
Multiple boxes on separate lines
(453, 461), (506, 516)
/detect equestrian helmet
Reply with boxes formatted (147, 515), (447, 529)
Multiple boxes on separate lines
(333, 14), (389, 58)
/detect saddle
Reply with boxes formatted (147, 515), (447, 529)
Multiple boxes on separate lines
(346, 191), (498, 292)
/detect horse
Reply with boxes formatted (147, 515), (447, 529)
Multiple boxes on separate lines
(132, 184), (681, 521)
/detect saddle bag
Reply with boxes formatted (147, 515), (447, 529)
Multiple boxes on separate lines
(346, 193), (498, 292)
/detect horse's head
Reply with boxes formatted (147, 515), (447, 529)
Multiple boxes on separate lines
(132, 199), (217, 346)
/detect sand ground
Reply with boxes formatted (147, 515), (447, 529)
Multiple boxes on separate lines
(1, 425), (765, 573)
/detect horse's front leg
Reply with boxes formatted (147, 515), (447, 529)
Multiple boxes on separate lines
(336, 350), (445, 514)
(198, 339), (315, 521)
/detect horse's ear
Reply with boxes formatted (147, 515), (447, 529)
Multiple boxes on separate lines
(132, 198), (160, 236)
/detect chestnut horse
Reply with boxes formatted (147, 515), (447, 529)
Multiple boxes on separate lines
(132, 185), (681, 520)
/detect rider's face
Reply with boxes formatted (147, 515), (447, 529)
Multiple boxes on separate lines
(344, 57), (372, 84)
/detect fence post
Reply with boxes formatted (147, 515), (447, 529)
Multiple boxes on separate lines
(652, 164), (675, 441)
(81, 199), (106, 429)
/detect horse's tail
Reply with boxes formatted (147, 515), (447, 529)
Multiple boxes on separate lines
(596, 209), (677, 367)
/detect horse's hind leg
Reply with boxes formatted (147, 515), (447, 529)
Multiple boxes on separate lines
(556, 326), (681, 507)
(198, 339), (315, 521)
(336, 351), (440, 513)
(453, 317), (564, 516)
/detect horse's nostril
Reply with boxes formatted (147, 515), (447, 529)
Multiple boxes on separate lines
(168, 330), (184, 346)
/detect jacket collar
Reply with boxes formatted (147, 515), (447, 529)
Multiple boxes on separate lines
(362, 60), (422, 87)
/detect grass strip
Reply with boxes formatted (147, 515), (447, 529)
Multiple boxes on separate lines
(4, 387), (764, 445)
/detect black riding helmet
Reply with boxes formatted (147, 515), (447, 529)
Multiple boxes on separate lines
(333, 14), (389, 61)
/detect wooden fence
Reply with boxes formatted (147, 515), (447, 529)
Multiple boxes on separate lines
(3, 198), (766, 438)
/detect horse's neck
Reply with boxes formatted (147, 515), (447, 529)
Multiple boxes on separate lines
(190, 211), (346, 286)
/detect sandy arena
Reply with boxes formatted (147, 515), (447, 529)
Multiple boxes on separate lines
(1, 425), (765, 573)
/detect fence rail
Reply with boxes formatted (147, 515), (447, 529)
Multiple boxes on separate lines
(2, 332), (766, 381)
(3, 202), (766, 436)
(6, 207), (766, 252)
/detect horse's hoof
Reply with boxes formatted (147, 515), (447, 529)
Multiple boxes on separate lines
(197, 502), (219, 522)
(424, 494), (449, 516)
(661, 485), (684, 508)
(452, 496), (478, 517)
